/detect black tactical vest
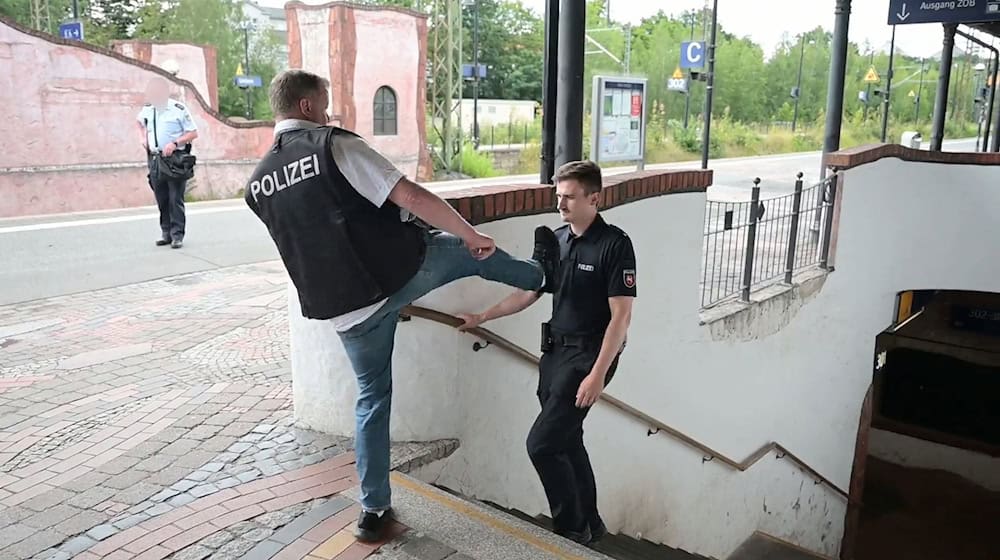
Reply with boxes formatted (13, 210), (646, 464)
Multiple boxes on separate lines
(245, 126), (425, 320)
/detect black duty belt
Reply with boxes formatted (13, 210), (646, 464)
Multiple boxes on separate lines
(553, 333), (603, 348)
(543, 323), (603, 349)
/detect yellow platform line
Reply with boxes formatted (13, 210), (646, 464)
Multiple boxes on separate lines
(390, 472), (587, 560)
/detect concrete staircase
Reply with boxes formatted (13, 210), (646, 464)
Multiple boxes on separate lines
(483, 502), (710, 560)
(345, 472), (615, 560)
(356, 472), (834, 560)
(727, 532), (835, 560)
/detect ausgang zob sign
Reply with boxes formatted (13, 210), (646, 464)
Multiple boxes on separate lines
(888, 0), (1000, 25)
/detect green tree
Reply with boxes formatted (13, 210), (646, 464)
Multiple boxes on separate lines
(131, 0), (281, 119)
(88, 0), (146, 38)
(461, 0), (543, 101)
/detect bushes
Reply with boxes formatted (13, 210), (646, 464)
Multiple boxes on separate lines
(439, 114), (981, 177)
(712, 114), (762, 156)
(671, 124), (701, 153)
(516, 143), (542, 176)
(453, 143), (500, 178)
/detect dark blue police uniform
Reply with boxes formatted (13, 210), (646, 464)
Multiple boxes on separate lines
(527, 213), (637, 541)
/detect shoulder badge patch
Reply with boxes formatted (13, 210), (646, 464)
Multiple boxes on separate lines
(623, 269), (636, 289)
(174, 102), (186, 110)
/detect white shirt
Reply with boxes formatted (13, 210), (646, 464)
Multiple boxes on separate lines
(137, 99), (197, 152)
(273, 119), (406, 332)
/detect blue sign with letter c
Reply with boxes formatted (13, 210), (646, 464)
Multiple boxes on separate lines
(680, 41), (705, 69)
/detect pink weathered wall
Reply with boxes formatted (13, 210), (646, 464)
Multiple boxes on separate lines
(286, 2), (432, 181)
(112, 40), (219, 110)
(351, 10), (427, 179)
(0, 18), (272, 218)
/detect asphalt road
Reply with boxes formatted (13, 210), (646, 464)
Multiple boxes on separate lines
(0, 139), (977, 306)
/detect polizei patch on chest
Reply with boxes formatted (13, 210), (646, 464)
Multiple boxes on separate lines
(250, 153), (321, 202)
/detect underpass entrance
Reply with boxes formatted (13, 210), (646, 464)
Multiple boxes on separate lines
(845, 290), (1000, 560)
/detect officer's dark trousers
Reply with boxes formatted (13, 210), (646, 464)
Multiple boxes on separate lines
(527, 342), (618, 536)
(148, 157), (186, 241)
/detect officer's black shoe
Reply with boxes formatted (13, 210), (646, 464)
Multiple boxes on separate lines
(155, 237), (171, 246)
(170, 239), (183, 249)
(558, 526), (592, 545)
(354, 508), (394, 543)
(533, 226), (560, 293)
(588, 518), (608, 544)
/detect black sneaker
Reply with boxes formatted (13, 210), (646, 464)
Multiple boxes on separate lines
(171, 239), (183, 249)
(533, 226), (560, 293)
(354, 508), (393, 543)
(155, 237), (171, 246)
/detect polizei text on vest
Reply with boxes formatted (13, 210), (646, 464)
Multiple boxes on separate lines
(250, 153), (321, 203)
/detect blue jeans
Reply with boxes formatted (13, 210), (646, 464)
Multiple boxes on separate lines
(337, 231), (543, 511)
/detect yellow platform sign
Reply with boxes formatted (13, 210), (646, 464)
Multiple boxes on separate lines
(864, 66), (880, 83)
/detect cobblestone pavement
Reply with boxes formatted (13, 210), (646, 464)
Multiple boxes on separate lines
(0, 263), (457, 560)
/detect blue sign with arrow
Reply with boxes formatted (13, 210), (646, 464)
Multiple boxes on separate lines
(58, 21), (84, 41)
(234, 75), (263, 88)
(887, 0), (1000, 25)
(680, 41), (705, 69)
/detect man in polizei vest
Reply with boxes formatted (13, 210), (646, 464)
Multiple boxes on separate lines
(245, 70), (561, 542)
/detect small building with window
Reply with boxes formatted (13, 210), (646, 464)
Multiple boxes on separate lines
(286, 2), (431, 180)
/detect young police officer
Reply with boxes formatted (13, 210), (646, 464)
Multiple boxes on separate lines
(459, 160), (636, 545)
(244, 70), (561, 542)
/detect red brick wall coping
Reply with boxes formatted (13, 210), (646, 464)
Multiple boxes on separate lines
(442, 169), (713, 226)
(824, 143), (1000, 171)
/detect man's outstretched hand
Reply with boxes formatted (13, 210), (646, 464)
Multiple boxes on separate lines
(464, 231), (496, 260)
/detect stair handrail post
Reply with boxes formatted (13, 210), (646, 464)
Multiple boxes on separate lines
(741, 178), (762, 302)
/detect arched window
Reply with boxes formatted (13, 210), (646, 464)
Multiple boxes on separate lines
(373, 86), (398, 136)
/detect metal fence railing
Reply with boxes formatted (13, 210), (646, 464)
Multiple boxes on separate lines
(700, 173), (839, 309)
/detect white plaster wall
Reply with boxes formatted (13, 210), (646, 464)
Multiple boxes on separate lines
(288, 281), (466, 441)
(289, 158), (1000, 559)
(869, 428), (1000, 492)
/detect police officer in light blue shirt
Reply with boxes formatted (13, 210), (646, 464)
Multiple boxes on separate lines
(136, 78), (199, 249)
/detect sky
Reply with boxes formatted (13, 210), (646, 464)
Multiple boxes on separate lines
(259, 0), (999, 58)
(518, 0), (969, 58)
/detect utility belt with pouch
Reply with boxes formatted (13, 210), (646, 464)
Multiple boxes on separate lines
(156, 149), (197, 181)
(541, 322), (619, 354)
(146, 112), (197, 181)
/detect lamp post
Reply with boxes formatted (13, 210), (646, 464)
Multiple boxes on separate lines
(684, 10), (696, 129)
(880, 25), (897, 142)
(973, 61), (987, 145)
(915, 57), (925, 122)
(700, 0), (719, 170)
(792, 35), (816, 132)
(239, 20), (255, 120)
(463, 0), (481, 147)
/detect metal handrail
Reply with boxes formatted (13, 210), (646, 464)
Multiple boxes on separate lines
(402, 305), (848, 499)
